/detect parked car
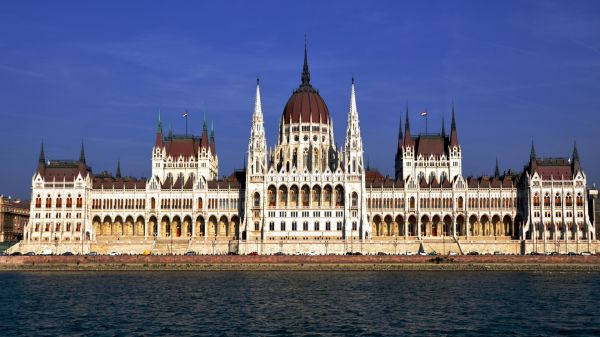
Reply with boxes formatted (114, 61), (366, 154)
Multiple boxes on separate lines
(581, 252), (592, 256)
(227, 252), (238, 255)
(62, 252), (74, 256)
(428, 251), (437, 256)
(353, 252), (363, 256)
(346, 252), (353, 255)
(40, 249), (53, 256)
(308, 251), (317, 256)
(530, 252), (541, 256)
(405, 252), (415, 256)
(448, 252), (457, 256)
(248, 251), (258, 256)
(377, 252), (387, 256)
(0, 252), (7, 256)
(467, 251), (479, 255)
(108, 251), (120, 256)
(567, 252), (577, 256)
(550, 252), (559, 256)
(184, 251), (197, 256)
(88, 252), (98, 256)
(25, 252), (36, 256)
(10, 252), (22, 256)
(418, 252), (428, 256)
(493, 251), (503, 255)
(142, 250), (152, 256)
(274, 252), (285, 256)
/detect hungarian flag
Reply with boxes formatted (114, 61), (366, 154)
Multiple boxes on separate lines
(420, 111), (428, 116)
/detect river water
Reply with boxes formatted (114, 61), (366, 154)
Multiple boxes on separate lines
(0, 271), (599, 336)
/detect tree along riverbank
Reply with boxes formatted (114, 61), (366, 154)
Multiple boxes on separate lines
(1, 255), (600, 271)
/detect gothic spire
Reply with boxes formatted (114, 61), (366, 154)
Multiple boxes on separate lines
(116, 160), (121, 179)
(155, 110), (164, 147)
(572, 141), (581, 172)
(301, 40), (311, 87)
(449, 101), (459, 146)
(403, 105), (414, 147)
(494, 158), (500, 178)
(79, 142), (86, 164)
(201, 112), (209, 149)
(530, 140), (536, 162)
(344, 77), (364, 174)
(157, 109), (162, 133)
(210, 121), (216, 155)
(39, 142), (45, 163)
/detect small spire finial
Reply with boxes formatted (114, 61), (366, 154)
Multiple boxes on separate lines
(79, 142), (86, 164)
(116, 159), (121, 179)
(530, 139), (536, 162)
(494, 158), (500, 177)
(39, 141), (45, 163)
(301, 37), (311, 86)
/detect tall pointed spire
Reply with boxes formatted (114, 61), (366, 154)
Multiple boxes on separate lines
(530, 140), (536, 162)
(155, 110), (164, 147)
(79, 142), (86, 164)
(201, 112), (209, 150)
(449, 101), (459, 146)
(254, 77), (262, 117)
(209, 121), (216, 155)
(301, 39), (311, 87)
(494, 158), (500, 178)
(344, 77), (364, 174)
(39, 142), (45, 163)
(572, 141), (581, 172)
(157, 109), (162, 133)
(403, 105), (414, 147)
(395, 109), (404, 180)
(116, 160), (121, 179)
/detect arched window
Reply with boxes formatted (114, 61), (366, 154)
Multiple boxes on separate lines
(268, 186), (276, 207)
(151, 197), (156, 210)
(35, 195), (41, 208)
(253, 192), (261, 208)
(555, 193), (561, 207)
(458, 196), (464, 209)
(533, 193), (540, 207)
(544, 193), (550, 207)
(66, 195), (72, 208)
(566, 194), (573, 207)
(56, 195), (62, 208)
(198, 197), (203, 209)
(576, 193), (584, 207)
(409, 197), (415, 209)
(429, 172), (436, 183)
(351, 192), (358, 208)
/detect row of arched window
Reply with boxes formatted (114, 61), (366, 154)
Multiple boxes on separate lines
(262, 185), (345, 208)
(92, 198), (146, 210)
(467, 197), (517, 209)
(35, 194), (82, 209)
(533, 192), (583, 208)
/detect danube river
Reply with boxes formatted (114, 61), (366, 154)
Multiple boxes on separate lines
(1, 271), (598, 336)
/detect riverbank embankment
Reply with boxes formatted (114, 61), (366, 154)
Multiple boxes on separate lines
(2, 255), (600, 271)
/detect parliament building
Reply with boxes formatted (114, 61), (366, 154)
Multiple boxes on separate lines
(14, 48), (596, 255)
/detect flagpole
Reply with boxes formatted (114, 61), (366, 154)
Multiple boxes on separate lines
(186, 115), (188, 136)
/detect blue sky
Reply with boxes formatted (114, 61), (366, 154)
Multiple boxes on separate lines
(1, 0), (600, 199)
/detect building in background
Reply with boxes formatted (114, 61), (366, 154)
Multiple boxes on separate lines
(588, 188), (600, 241)
(0, 195), (29, 242)
(13, 48), (596, 255)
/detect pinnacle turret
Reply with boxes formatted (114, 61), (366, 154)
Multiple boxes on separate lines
(79, 142), (86, 164)
(116, 160), (121, 179)
(39, 142), (45, 163)
(449, 102), (459, 147)
(301, 41), (311, 87)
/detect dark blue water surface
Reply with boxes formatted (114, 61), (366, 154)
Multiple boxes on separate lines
(1, 271), (599, 336)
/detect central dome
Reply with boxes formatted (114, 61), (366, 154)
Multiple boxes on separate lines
(281, 47), (330, 125)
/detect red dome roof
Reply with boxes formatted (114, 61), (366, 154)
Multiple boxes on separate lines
(282, 86), (329, 124)
(281, 46), (330, 125)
